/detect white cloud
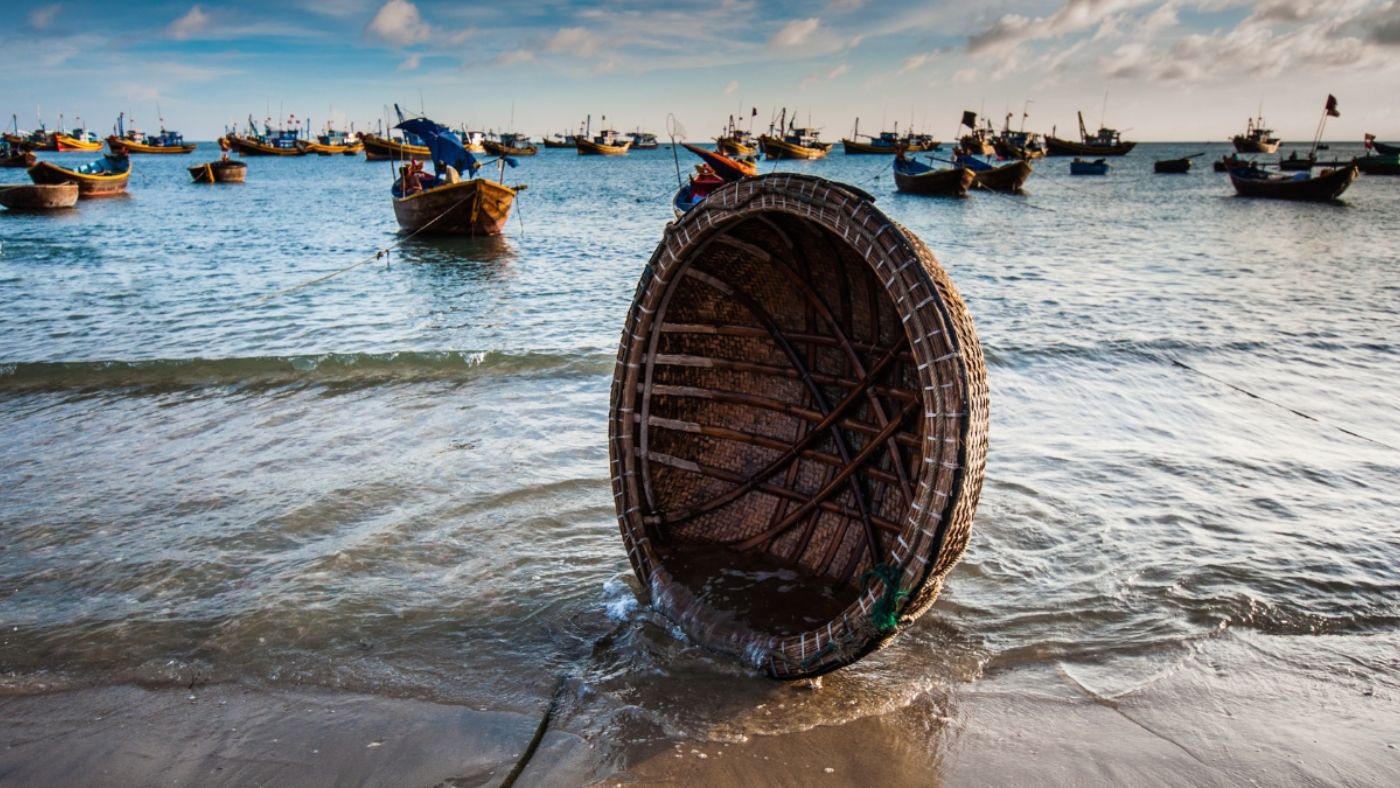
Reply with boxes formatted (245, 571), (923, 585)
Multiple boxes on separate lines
(397, 53), (421, 71)
(770, 17), (820, 48)
(491, 48), (535, 66)
(28, 3), (60, 30)
(365, 0), (431, 47)
(545, 26), (602, 57)
(592, 56), (619, 74)
(168, 5), (211, 40)
(968, 0), (1156, 54)
(827, 63), (849, 79)
(723, 79), (739, 95)
(798, 61), (848, 90)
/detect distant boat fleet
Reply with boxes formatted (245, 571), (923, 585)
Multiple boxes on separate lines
(3, 97), (1397, 217)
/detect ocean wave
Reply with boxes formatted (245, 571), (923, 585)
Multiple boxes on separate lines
(0, 349), (615, 393)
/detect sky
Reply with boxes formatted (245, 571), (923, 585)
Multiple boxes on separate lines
(2, 0), (1398, 141)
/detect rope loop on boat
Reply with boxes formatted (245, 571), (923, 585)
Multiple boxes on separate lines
(862, 563), (908, 634)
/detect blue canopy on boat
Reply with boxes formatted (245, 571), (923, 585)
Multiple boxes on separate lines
(395, 117), (479, 176)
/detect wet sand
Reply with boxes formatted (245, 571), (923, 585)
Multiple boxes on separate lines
(4, 632), (1394, 786)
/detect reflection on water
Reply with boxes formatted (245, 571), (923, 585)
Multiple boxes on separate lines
(394, 233), (516, 267)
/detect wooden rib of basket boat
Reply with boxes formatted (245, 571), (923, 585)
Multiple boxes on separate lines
(610, 173), (988, 679)
(224, 134), (305, 157)
(27, 157), (131, 197)
(0, 182), (79, 210)
(392, 178), (520, 236)
(362, 133), (429, 161)
(188, 160), (247, 184)
(106, 136), (198, 155)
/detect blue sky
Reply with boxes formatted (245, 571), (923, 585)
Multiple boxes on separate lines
(3, 0), (1398, 141)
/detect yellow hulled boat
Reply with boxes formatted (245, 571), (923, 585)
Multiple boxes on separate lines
(28, 154), (132, 198)
(52, 133), (103, 152)
(107, 137), (198, 154)
(576, 128), (631, 156)
(298, 140), (364, 156)
(362, 133), (430, 161)
(225, 134), (305, 156)
(758, 132), (832, 160)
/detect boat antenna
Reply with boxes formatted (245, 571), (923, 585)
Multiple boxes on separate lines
(1100, 90), (1108, 130)
(667, 113), (684, 187)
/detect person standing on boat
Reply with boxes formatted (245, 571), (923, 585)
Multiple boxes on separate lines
(218, 135), (231, 162)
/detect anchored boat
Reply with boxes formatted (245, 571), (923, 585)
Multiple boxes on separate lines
(672, 142), (757, 217)
(28, 154), (132, 197)
(0, 183), (79, 210)
(188, 159), (247, 183)
(842, 119), (938, 154)
(715, 115), (758, 156)
(106, 113), (197, 155)
(1045, 111), (1136, 156)
(390, 115), (523, 236)
(758, 109), (832, 160)
(1356, 154), (1400, 176)
(953, 150), (1032, 192)
(225, 115), (306, 156)
(483, 132), (538, 157)
(575, 120), (631, 155)
(299, 124), (363, 155)
(1229, 163), (1357, 201)
(1070, 158), (1110, 175)
(892, 151), (974, 196)
(1233, 113), (1280, 153)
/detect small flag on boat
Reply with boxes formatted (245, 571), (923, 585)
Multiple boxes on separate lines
(1364, 132), (1375, 150)
(961, 110), (977, 129)
(1325, 95), (1340, 118)
(751, 107), (758, 117)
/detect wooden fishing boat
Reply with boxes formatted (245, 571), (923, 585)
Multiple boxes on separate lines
(1214, 154), (1255, 172)
(0, 182), (79, 210)
(28, 154), (131, 197)
(541, 134), (575, 149)
(672, 164), (727, 218)
(1369, 140), (1400, 156)
(959, 123), (996, 156)
(842, 119), (937, 154)
(1154, 155), (1200, 173)
(630, 130), (660, 150)
(106, 113), (197, 154)
(682, 142), (757, 180)
(993, 110), (1044, 159)
(1070, 158), (1110, 175)
(715, 115), (757, 156)
(1277, 151), (1315, 171)
(1355, 154), (1400, 176)
(1229, 163), (1357, 201)
(1232, 114), (1280, 153)
(299, 139), (364, 155)
(52, 132), (103, 152)
(576, 129), (631, 155)
(1, 147), (36, 168)
(483, 132), (538, 156)
(893, 153), (974, 196)
(954, 152), (1031, 192)
(1045, 111), (1136, 156)
(362, 133), (429, 161)
(458, 130), (487, 154)
(758, 109), (832, 160)
(390, 116), (523, 236)
(188, 159), (247, 183)
(225, 125), (305, 156)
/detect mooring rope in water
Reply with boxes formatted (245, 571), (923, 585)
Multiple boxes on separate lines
(500, 674), (568, 788)
(248, 190), (478, 305)
(1165, 355), (1399, 452)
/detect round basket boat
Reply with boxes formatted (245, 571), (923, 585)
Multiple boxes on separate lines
(609, 173), (988, 678)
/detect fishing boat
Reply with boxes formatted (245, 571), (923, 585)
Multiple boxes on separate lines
(457, 129), (487, 154)
(389, 115), (522, 236)
(1355, 154), (1400, 176)
(28, 154), (132, 197)
(953, 150), (1032, 192)
(225, 115), (305, 156)
(106, 114), (197, 154)
(188, 159), (247, 183)
(993, 107), (1045, 159)
(842, 119), (937, 154)
(298, 124), (362, 155)
(1228, 163), (1357, 201)
(362, 132), (429, 161)
(630, 130), (660, 150)
(1277, 151), (1315, 171)
(1232, 113), (1280, 153)
(892, 151), (974, 196)
(715, 115), (757, 156)
(52, 119), (103, 152)
(483, 132), (538, 156)
(541, 133), (575, 149)
(758, 109), (832, 160)
(1, 142), (35, 168)
(672, 142), (756, 217)
(1363, 135), (1399, 156)
(576, 126), (631, 156)
(0, 183), (78, 210)
(1070, 158), (1110, 175)
(1045, 111), (1136, 156)
(958, 112), (996, 156)
(1214, 153), (1255, 172)
(1154, 153), (1203, 174)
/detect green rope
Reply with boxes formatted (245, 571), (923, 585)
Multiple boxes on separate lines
(862, 563), (908, 633)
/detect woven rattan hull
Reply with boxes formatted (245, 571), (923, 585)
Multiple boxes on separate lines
(609, 174), (988, 678)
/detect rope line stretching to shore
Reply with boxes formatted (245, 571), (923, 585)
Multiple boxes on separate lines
(1166, 356), (1399, 452)
(248, 189), (480, 306)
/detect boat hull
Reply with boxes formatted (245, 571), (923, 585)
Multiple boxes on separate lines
(53, 134), (103, 152)
(758, 135), (831, 160)
(107, 137), (197, 155)
(1044, 136), (1136, 156)
(715, 137), (756, 156)
(1229, 164), (1357, 201)
(1356, 155), (1400, 176)
(959, 136), (995, 156)
(893, 165), (974, 196)
(994, 139), (1044, 160)
(362, 134), (430, 161)
(483, 141), (539, 157)
(0, 183), (79, 210)
(298, 141), (364, 156)
(841, 138), (934, 155)
(1, 151), (36, 168)
(575, 138), (631, 155)
(972, 160), (1032, 192)
(188, 160), (247, 183)
(392, 178), (518, 236)
(1154, 159), (1192, 174)
(1070, 159), (1110, 175)
(225, 135), (304, 156)
(1371, 141), (1400, 156)
(27, 158), (131, 197)
(1233, 136), (1280, 154)
(541, 138), (574, 149)
(1277, 156), (1315, 171)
